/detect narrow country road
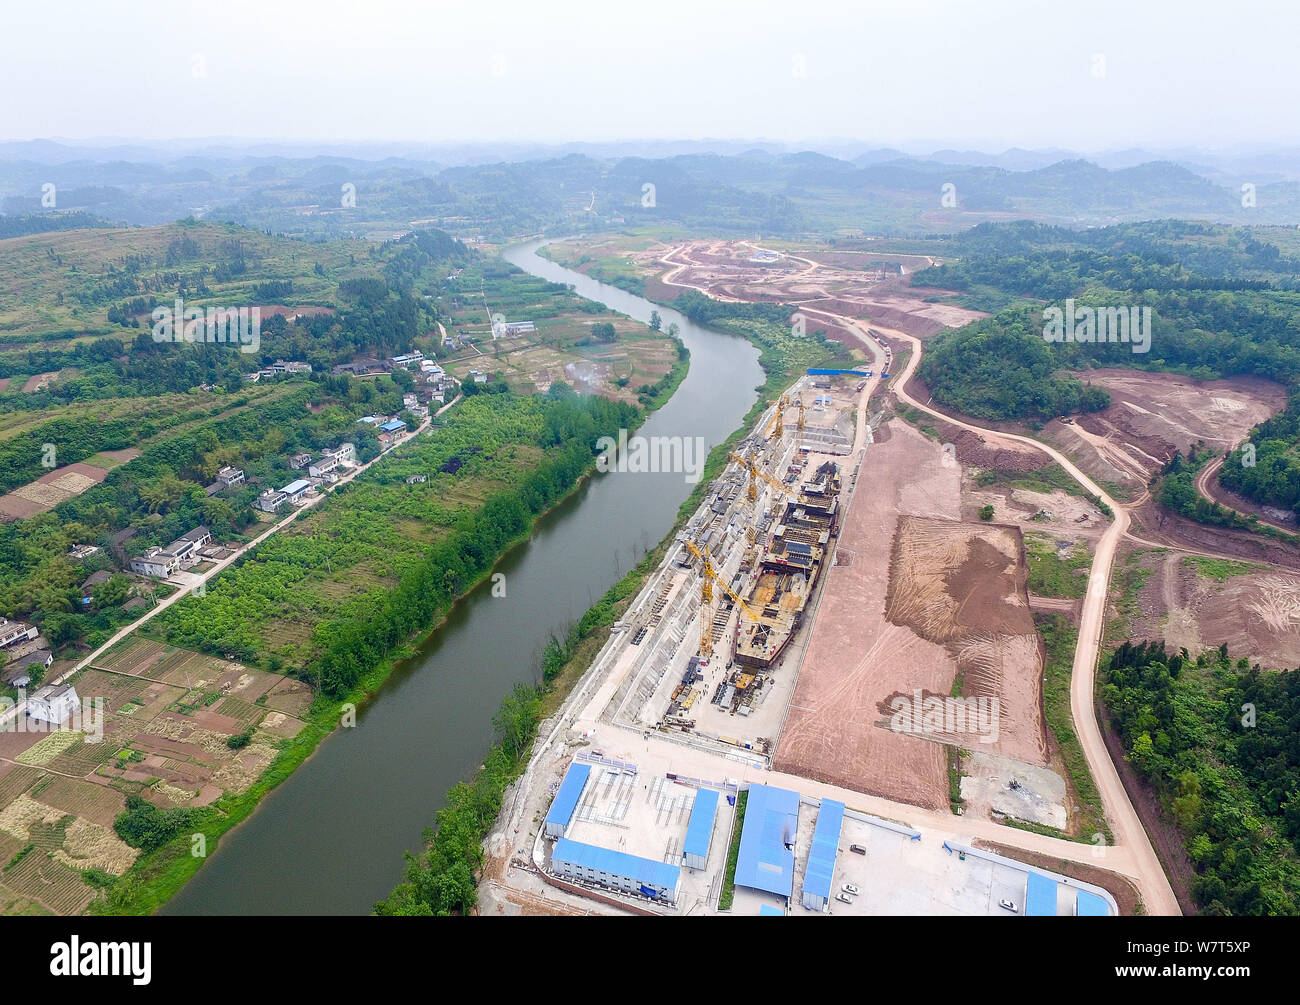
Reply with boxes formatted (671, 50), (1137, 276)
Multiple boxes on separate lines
(1, 399), (460, 732)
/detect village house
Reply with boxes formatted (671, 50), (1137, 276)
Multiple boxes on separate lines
(255, 488), (289, 513)
(282, 479), (312, 505)
(66, 544), (100, 562)
(289, 452), (313, 470)
(128, 526), (211, 579)
(322, 443), (357, 464)
(0, 619), (39, 650)
(27, 684), (79, 726)
(378, 419), (407, 448)
(308, 455), (339, 477)
(129, 547), (180, 579)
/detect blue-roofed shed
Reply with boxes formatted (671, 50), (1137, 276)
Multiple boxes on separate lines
(543, 763), (590, 839)
(683, 788), (720, 870)
(1075, 889), (1110, 917)
(552, 838), (680, 903)
(735, 784), (799, 899)
(379, 419), (407, 434)
(800, 798), (844, 911)
(1025, 872), (1059, 916)
(759, 904), (784, 916)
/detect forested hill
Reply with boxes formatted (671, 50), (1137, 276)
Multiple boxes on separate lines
(1105, 640), (1300, 916)
(912, 221), (1300, 423)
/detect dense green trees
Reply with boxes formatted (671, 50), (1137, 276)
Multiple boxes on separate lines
(113, 796), (199, 854)
(916, 309), (1110, 421)
(912, 220), (1300, 422)
(1218, 392), (1300, 517)
(1104, 640), (1300, 914)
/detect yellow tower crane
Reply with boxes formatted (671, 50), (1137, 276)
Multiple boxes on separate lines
(797, 397), (805, 432)
(728, 451), (799, 501)
(685, 539), (763, 628)
(766, 394), (789, 439)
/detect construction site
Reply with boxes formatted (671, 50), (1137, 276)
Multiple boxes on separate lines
(478, 240), (1161, 917)
(604, 373), (861, 764)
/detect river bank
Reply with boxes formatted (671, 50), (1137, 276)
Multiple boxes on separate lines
(156, 240), (763, 914)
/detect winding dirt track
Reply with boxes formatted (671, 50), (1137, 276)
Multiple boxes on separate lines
(655, 245), (1181, 915)
(842, 315), (1180, 916)
(1196, 454), (1295, 535)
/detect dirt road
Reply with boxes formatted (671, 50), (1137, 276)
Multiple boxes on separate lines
(648, 248), (1180, 913)
(849, 316), (1180, 916)
(0, 403), (457, 731)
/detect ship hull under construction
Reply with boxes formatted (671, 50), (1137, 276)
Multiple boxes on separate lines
(732, 459), (842, 670)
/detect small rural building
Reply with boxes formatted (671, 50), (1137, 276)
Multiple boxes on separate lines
(129, 547), (180, 579)
(544, 762), (591, 839)
(282, 479), (312, 504)
(378, 419), (406, 436)
(81, 570), (112, 594)
(167, 527), (211, 562)
(24, 650), (53, 671)
(27, 684), (79, 726)
(308, 456), (339, 477)
(683, 788), (720, 871)
(255, 489), (289, 513)
(800, 798), (844, 911)
(216, 466), (245, 487)
(0, 619), (39, 650)
(551, 838), (680, 904)
(66, 544), (100, 562)
(406, 474), (427, 484)
(3, 666), (31, 688)
(289, 453), (313, 470)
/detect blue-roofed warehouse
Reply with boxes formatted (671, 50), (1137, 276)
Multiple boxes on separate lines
(1075, 889), (1110, 917)
(800, 798), (844, 911)
(379, 419), (407, 434)
(552, 838), (680, 903)
(543, 763), (590, 839)
(735, 784), (799, 899)
(683, 788), (719, 871)
(1025, 872), (1059, 916)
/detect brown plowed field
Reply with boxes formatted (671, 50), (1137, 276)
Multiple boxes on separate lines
(775, 420), (1049, 807)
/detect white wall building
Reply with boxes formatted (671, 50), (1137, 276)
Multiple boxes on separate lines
(27, 684), (79, 726)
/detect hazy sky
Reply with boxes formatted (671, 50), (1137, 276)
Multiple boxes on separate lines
(4, 0), (1298, 150)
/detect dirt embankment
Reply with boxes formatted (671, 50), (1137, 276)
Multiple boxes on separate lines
(1129, 498), (1300, 571)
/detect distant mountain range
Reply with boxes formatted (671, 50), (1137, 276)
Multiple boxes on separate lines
(3, 140), (1300, 238)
